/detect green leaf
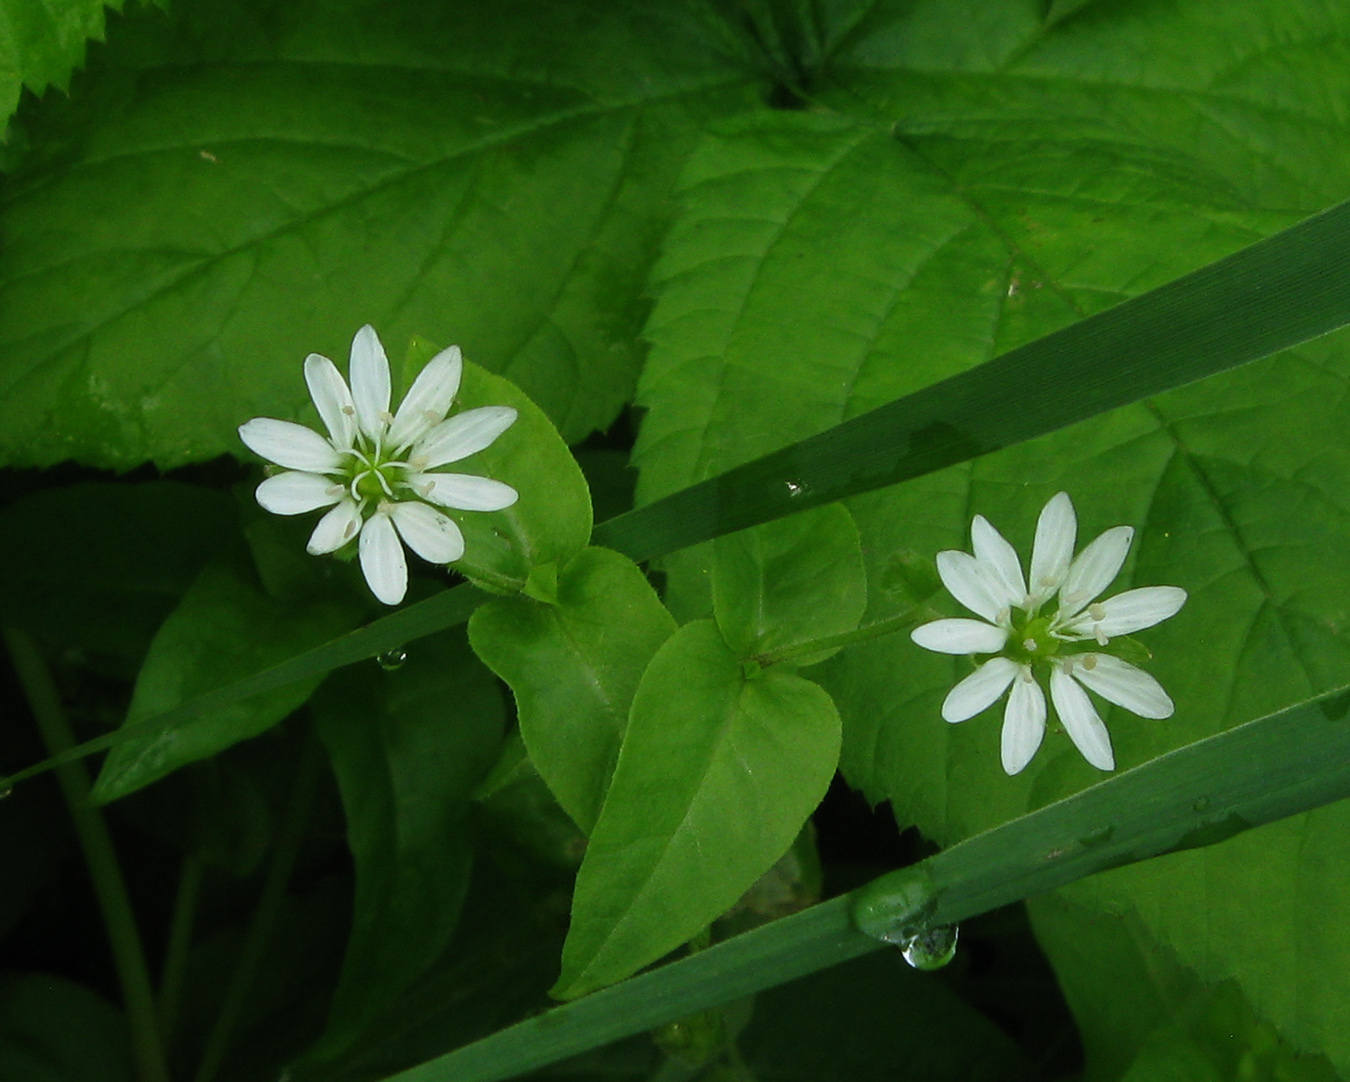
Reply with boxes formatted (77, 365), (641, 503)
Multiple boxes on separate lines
(0, 974), (133, 1082)
(554, 620), (841, 999)
(0, 0), (131, 125)
(468, 546), (675, 833)
(0, 481), (235, 669)
(0, 0), (761, 468)
(308, 630), (505, 1064)
(90, 549), (362, 802)
(399, 350), (592, 594)
(712, 502), (865, 664)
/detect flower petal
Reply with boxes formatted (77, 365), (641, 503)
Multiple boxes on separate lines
(1058, 525), (1133, 618)
(1050, 663), (1115, 771)
(942, 656), (1020, 723)
(936, 550), (1006, 623)
(1001, 667), (1046, 775)
(1062, 585), (1187, 640)
(358, 511), (407, 605)
(911, 619), (1008, 655)
(412, 406), (518, 469)
(350, 324), (392, 443)
(387, 345), (463, 452)
(255, 471), (344, 516)
(239, 417), (342, 472)
(408, 473), (518, 512)
(1028, 491), (1076, 606)
(1069, 654), (1174, 719)
(388, 501), (465, 565)
(970, 515), (1027, 607)
(307, 499), (364, 555)
(304, 353), (357, 450)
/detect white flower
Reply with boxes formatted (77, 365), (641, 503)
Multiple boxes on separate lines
(911, 492), (1185, 775)
(239, 325), (519, 605)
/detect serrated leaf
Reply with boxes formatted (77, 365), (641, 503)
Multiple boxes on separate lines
(712, 502), (865, 664)
(554, 620), (840, 999)
(91, 549), (362, 802)
(308, 630), (504, 1065)
(0, 0), (130, 125)
(468, 546), (675, 833)
(0, 0), (761, 469)
(631, 2), (1350, 1072)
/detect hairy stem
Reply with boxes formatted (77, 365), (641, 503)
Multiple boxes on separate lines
(2, 627), (171, 1082)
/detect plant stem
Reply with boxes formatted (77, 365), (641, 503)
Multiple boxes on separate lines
(193, 730), (321, 1082)
(755, 610), (920, 667)
(159, 852), (205, 1053)
(2, 627), (171, 1082)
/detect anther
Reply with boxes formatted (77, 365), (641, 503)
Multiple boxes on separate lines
(1022, 639), (1036, 653)
(1082, 654), (1098, 671)
(342, 405), (356, 416)
(1088, 603), (1106, 621)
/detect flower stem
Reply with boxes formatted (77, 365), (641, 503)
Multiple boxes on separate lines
(755, 611), (921, 667)
(2, 627), (171, 1082)
(192, 730), (321, 1082)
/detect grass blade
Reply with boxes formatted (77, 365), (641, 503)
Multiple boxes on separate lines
(379, 681), (1350, 1082)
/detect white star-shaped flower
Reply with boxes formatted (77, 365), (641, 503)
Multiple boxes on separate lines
(238, 325), (519, 606)
(911, 492), (1186, 775)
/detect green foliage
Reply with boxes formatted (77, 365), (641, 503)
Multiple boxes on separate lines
(0, 0), (762, 469)
(712, 503), (866, 664)
(91, 549), (363, 802)
(308, 631), (504, 1064)
(469, 546), (675, 833)
(555, 620), (841, 998)
(0, 0), (131, 125)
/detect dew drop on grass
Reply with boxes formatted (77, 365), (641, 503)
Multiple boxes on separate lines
(377, 648), (408, 671)
(901, 925), (959, 971)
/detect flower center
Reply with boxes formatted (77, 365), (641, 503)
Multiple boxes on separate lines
(343, 444), (413, 504)
(1008, 614), (1061, 664)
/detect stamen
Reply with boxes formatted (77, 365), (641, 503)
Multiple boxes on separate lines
(342, 405), (356, 416)
(996, 607), (1011, 628)
(1018, 667), (1035, 683)
(378, 499), (394, 514)
(1082, 654), (1098, 671)
(409, 455), (428, 471)
(1094, 627), (1108, 646)
(418, 481), (435, 498)
(1060, 657), (1074, 675)
(1022, 638), (1036, 653)
(325, 484), (344, 498)
(1088, 603), (1106, 621)
(343, 518), (359, 540)
(380, 410), (395, 424)
(423, 409), (439, 422)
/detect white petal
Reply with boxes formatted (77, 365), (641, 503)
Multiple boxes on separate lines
(942, 656), (1020, 723)
(936, 551), (1006, 623)
(1028, 492), (1076, 605)
(358, 512), (407, 605)
(409, 473), (519, 512)
(255, 471), (343, 516)
(1050, 664), (1115, 771)
(412, 406), (518, 469)
(970, 515), (1027, 607)
(1063, 585), (1187, 640)
(1001, 668), (1046, 775)
(239, 417), (342, 472)
(1069, 654), (1174, 719)
(350, 324), (392, 444)
(307, 500), (364, 555)
(304, 353), (357, 450)
(911, 619), (1008, 655)
(388, 501), (465, 564)
(1058, 525), (1133, 618)
(387, 345), (463, 452)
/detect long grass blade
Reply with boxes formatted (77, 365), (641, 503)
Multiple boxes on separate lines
(379, 681), (1350, 1082)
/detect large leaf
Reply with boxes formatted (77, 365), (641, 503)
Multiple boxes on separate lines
(0, 974), (133, 1082)
(468, 546), (675, 833)
(630, 0), (1350, 1071)
(308, 630), (504, 1064)
(554, 620), (841, 999)
(0, 0), (761, 469)
(91, 549), (363, 802)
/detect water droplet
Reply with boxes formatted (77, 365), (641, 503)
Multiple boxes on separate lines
(784, 480), (806, 497)
(1192, 796), (1210, 813)
(901, 925), (959, 971)
(377, 648), (408, 672)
